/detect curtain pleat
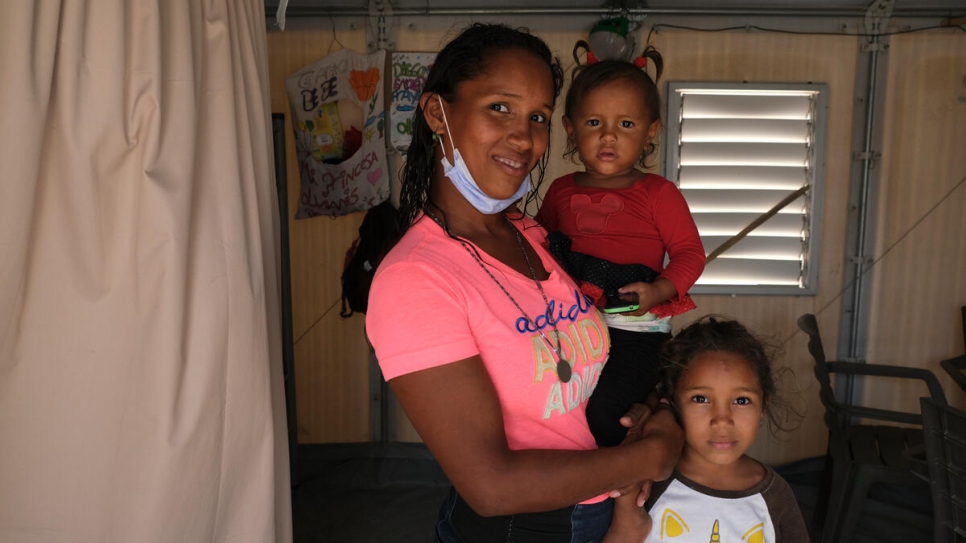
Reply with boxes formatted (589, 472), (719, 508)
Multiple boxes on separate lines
(0, 1), (291, 542)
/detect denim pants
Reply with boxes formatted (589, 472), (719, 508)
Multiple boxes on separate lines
(435, 487), (614, 543)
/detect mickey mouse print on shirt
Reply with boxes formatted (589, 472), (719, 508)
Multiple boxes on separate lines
(569, 193), (624, 235)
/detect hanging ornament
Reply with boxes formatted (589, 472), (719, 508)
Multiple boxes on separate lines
(574, 16), (637, 65)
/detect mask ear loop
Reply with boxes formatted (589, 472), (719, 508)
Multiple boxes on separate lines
(436, 94), (456, 160)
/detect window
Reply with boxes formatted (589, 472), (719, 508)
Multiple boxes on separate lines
(664, 82), (827, 295)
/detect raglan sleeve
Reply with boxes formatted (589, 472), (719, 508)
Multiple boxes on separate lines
(767, 473), (812, 543)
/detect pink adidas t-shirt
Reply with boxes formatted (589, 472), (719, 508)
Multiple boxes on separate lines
(367, 214), (610, 465)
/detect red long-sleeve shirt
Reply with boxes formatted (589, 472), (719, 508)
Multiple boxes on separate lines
(536, 173), (705, 305)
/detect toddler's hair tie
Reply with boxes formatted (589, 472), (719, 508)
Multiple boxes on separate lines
(634, 56), (647, 69)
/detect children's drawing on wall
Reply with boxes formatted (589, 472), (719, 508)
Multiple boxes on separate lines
(286, 49), (389, 218)
(389, 52), (436, 151)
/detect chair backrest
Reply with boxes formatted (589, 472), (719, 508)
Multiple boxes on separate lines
(941, 356), (966, 393)
(919, 397), (966, 543)
(797, 313), (850, 453)
(797, 312), (947, 431)
(940, 306), (966, 393)
(797, 313), (835, 400)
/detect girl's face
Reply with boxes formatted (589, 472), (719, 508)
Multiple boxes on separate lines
(675, 350), (764, 472)
(563, 78), (660, 184)
(436, 49), (554, 200)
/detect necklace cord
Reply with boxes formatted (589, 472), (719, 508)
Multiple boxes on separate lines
(422, 206), (572, 382)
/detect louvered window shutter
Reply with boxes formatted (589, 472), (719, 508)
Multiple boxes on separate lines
(664, 83), (827, 295)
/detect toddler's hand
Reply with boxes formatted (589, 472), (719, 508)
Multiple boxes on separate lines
(617, 282), (662, 316)
(618, 278), (677, 317)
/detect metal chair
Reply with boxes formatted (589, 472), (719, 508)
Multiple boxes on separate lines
(942, 356), (966, 393)
(918, 397), (966, 542)
(797, 313), (948, 543)
(939, 306), (966, 393)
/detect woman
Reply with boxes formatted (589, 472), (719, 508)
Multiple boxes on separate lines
(366, 23), (683, 542)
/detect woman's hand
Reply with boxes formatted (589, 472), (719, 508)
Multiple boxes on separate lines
(617, 398), (683, 505)
(617, 403), (652, 506)
(619, 401), (651, 434)
(638, 401), (683, 482)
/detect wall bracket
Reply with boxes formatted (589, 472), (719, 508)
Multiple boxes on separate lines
(862, 0), (895, 51)
(367, 0), (396, 52)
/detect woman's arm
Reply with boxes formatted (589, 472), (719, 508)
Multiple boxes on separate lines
(389, 355), (683, 517)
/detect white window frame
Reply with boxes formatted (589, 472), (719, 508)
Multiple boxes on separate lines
(663, 81), (827, 296)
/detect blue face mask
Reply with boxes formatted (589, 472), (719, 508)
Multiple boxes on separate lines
(437, 95), (531, 214)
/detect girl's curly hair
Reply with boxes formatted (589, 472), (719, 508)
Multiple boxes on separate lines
(656, 315), (804, 434)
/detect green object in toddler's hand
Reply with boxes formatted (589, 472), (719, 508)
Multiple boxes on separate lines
(602, 291), (640, 314)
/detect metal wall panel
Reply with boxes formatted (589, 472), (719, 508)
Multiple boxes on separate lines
(267, 18), (966, 466)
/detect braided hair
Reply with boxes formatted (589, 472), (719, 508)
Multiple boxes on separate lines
(395, 23), (564, 237)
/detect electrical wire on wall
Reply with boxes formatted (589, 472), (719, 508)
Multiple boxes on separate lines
(780, 173), (966, 346)
(643, 20), (966, 47)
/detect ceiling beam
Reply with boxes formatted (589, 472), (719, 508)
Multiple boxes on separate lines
(267, 5), (963, 19)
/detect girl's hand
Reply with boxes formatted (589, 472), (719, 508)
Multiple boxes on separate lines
(604, 482), (654, 542)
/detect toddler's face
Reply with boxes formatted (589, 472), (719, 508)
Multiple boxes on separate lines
(675, 350), (764, 469)
(563, 78), (660, 183)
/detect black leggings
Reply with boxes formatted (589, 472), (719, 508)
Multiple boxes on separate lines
(585, 328), (672, 447)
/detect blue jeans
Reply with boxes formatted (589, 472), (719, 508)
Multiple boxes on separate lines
(570, 495), (614, 543)
(435, 487), (614, 543)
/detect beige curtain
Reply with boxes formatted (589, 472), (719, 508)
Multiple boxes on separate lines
(0, 2), (292, 542)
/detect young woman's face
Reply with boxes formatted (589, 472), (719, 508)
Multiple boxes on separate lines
(563, 78), (660, 182)
(675, 350), (764, 470)
(438, 49), (555, 200)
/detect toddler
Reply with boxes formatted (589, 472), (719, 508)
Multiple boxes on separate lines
(536, 49), (705, 448)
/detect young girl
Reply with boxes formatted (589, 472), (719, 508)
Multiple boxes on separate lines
(365, 24), (683, 542)
(615, 316), (810, 543)
(536, 51), (706, 448)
